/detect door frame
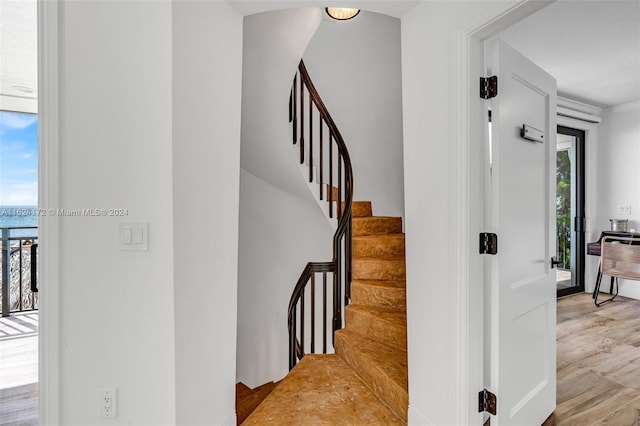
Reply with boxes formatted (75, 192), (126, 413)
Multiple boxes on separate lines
(459, 1), (555, 424)
(38, 0), (61, 423)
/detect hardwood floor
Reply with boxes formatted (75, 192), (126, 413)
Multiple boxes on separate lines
(0, 312), (38, 426)
(546, 293), (640, 425)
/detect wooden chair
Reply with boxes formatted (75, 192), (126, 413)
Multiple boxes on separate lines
(594, 236), (640, 306)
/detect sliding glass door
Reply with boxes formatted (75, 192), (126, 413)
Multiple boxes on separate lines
(556, 126), (585, 297)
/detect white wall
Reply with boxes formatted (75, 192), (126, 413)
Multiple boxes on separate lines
(58, 1), (176, 424)
(172, 1), (242, 425)
(54, 1), (243, 424)
(596, 100), (640, 298)
(302, 11), (405, 218)
(240, 8), (322, 200)
(402, 3), (468, 423)
(236, 169), (332, 387)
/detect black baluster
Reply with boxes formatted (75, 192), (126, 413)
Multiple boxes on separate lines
(300, 77), (304, 164)
(311, 274), (315, 353)
(319, 119), (324, 200)
(309, 96), (313, 182)
(301, 290), (305, 354)
(338, 154), (342, 219)
(322, 272), (327, 354)
(329, 132), (333, 218)
(292, 74), (297, 144)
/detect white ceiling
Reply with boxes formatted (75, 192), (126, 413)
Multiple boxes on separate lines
(501, 0), (640, 109)
(1, 1), (638, 110)
(0, 0), (38, 101)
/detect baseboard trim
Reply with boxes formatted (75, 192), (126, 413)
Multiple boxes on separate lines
(221, 411), (237, 426)
(408, 405), (435, 425)
(617, 280), (640, 301)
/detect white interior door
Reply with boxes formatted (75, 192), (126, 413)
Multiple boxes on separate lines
(487, 39), (557, 425)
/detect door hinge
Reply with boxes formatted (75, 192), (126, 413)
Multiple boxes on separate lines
(478, 389), (497, 415)
(480, 76), (498, 99)
(479, 232), (498, 255)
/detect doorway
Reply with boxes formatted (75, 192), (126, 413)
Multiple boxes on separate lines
(556, 125), (586, 297)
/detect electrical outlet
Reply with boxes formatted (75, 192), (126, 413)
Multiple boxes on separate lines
(98, 388), (117, 418)
(618, 205), (631, 215)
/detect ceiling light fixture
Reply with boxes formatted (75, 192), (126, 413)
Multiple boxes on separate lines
(325, 7), (360, 21)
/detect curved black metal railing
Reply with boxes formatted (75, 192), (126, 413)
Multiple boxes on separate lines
(287, 60), (353, 369)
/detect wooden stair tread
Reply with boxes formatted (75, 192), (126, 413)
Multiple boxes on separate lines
(353, 216), (403, 236)
(336, 329), (408, 388)
(353, 233), (405, 258)
(353, 216), (402, 222)
(347, 304), (407, 317)
(242, 355), (403, 425)
(352, 255), (406, 262)
(351, 280), (406, 309)
(351, 279), (406, 289)
(335, 329), (408, 421)
(353, 231), (405, 241)
(353, 232), (405, 240)
(345, 305), (407, 350)
(352, 257), (406, 280)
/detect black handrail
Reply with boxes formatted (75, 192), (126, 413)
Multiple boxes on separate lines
(287, 60), (353, 369)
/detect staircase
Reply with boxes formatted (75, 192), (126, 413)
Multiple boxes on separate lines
(336, 210), (408, 419)
(240, 60), (408, 424)
(243, 201), (408, 424)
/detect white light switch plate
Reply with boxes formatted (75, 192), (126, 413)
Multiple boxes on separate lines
(119, 223), (148, 251)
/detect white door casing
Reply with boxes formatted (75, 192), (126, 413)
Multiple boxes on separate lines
(487, 39), (557, 425)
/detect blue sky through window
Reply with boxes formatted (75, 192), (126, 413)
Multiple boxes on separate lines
(0, 111), (38, 206)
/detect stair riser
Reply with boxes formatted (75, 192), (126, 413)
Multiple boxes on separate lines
(352, 259), (406, 280)
(353, 236), (405, 258)
(353, 218), (403, 237)
(351, 283), (406, 309)
(325, 185), (339, 201)
(345, 309), (407, 349)
(328, 201), (373, 218)
(346, 201), (372, 218)
(335, 332), (408, 422)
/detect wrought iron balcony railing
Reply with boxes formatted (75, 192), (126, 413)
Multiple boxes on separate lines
(1, 227), (38, 317)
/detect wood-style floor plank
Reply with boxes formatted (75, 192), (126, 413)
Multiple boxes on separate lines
(549, 293), (640, 426)
(0, 312), (38, 426)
